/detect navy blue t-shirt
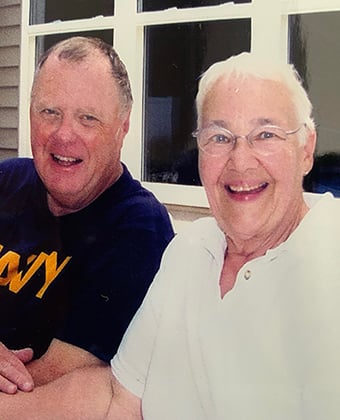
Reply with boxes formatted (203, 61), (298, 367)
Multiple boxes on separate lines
(0, 158), (174, 361)
(0, 158), (70, 357)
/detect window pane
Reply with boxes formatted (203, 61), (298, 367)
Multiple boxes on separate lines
(35, 31), (114, 64)
(289, 12), (340, 197)
(30, 0), (114, 24)
(143, 19), (251, 185)
(140, 0), (251, 12)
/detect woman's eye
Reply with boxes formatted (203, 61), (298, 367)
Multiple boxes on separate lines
(257, 131), (276, 140)
(212, 134), (231, 144)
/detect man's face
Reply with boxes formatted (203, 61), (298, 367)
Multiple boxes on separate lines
(30, 52), (130, 215)
(198, 76), (315, 245)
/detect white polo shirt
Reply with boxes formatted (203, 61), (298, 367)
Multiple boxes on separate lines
(112, 192), (340, 419)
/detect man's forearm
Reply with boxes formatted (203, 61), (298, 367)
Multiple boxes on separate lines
(26, 338), (105, 387)
(0, 365), (113, 419)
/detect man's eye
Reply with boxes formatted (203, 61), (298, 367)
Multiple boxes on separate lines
(80, 115), (98, 124)
(42, 108), (58, 116)
(83, 115), (96, 120)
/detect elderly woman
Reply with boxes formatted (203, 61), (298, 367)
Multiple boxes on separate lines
(2, 53), (339, 419)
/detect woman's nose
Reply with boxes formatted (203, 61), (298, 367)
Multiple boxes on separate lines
(226, 135), (259, 172)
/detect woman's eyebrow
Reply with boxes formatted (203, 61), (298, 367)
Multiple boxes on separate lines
(250, 117), (278, 126)
(208, 120), (229, 128)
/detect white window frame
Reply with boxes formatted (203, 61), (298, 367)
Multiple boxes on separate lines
(19, 0), (340, 207)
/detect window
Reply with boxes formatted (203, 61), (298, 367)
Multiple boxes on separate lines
(19, 0), (340, 207)
(30, 0), (114, 24)
(34, 32), (114, 68)
(289, 11), (340, 196)
(143, 19), (250, 186)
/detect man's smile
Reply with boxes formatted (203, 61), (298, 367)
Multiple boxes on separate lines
(52, 154), (83, 166)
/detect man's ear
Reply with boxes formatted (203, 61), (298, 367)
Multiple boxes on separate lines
(121, 110), (131, 137)
(116, 110), (131, 147)
(302, 128), (317, 175)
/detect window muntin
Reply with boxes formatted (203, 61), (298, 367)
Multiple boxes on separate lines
(143, 19), (250, 186)
(30, 0), (114, 24)
(35, 31), (114, 63)
(139, 0), (251, 12)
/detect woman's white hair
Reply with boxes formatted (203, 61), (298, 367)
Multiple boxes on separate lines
(196, 52), (315, 143)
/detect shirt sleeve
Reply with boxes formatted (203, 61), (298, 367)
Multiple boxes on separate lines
(110, 232), (187, 398)
(110, 275), (162, 398)
(110, 234), (176, 397)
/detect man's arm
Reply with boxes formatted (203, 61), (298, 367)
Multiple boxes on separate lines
(27, 338), (105, 386)
(0, 365), (142, 419)
(0, 338), (104, 395)
(106, 375), (143, 420)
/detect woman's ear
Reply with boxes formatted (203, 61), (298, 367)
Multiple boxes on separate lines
(302, 128), (317, 176)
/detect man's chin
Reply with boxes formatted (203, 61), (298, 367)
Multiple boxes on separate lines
(47, 190), (87, 216)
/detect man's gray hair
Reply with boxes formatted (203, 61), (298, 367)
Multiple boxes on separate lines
(32, 36), (133, 115)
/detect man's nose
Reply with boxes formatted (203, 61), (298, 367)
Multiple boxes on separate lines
(53, 116), (76, 142)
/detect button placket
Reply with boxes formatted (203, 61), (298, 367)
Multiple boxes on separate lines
(244, 269), (251, 280)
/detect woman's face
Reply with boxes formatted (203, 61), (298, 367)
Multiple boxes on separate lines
(198, 76), (316, 249)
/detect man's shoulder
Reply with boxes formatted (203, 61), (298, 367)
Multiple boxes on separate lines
(0, 157), (34, 170)
(113, 165), (159, 205)
(0, 158), (37, 187)
(103, 165), (173, 225)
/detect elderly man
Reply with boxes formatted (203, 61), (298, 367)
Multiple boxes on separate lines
(2, 53), (340, 419)
(0, 37), (173, 397)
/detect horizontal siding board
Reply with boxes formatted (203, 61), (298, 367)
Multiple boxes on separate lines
(0, 127), (17, 148)
(0, 107), (18, 128)
(0, 0), (20, 7)
(0, 46), (20, 66)
(0, 5), (21, 26)
(0, 0), (20, 157)
(0, 66), (19, 86)
(0, 86), (18, 106)
(0, 148), (18, 160)
(0, 26), (20, 48)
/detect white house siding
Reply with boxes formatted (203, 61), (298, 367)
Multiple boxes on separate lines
(0, 0), (21, 160)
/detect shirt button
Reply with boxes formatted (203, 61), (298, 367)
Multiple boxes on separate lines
(244, 270), (251, 280)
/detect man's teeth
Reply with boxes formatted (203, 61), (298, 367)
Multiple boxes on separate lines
(53, 154), (78, 163)
(229, 182), (267, 193)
